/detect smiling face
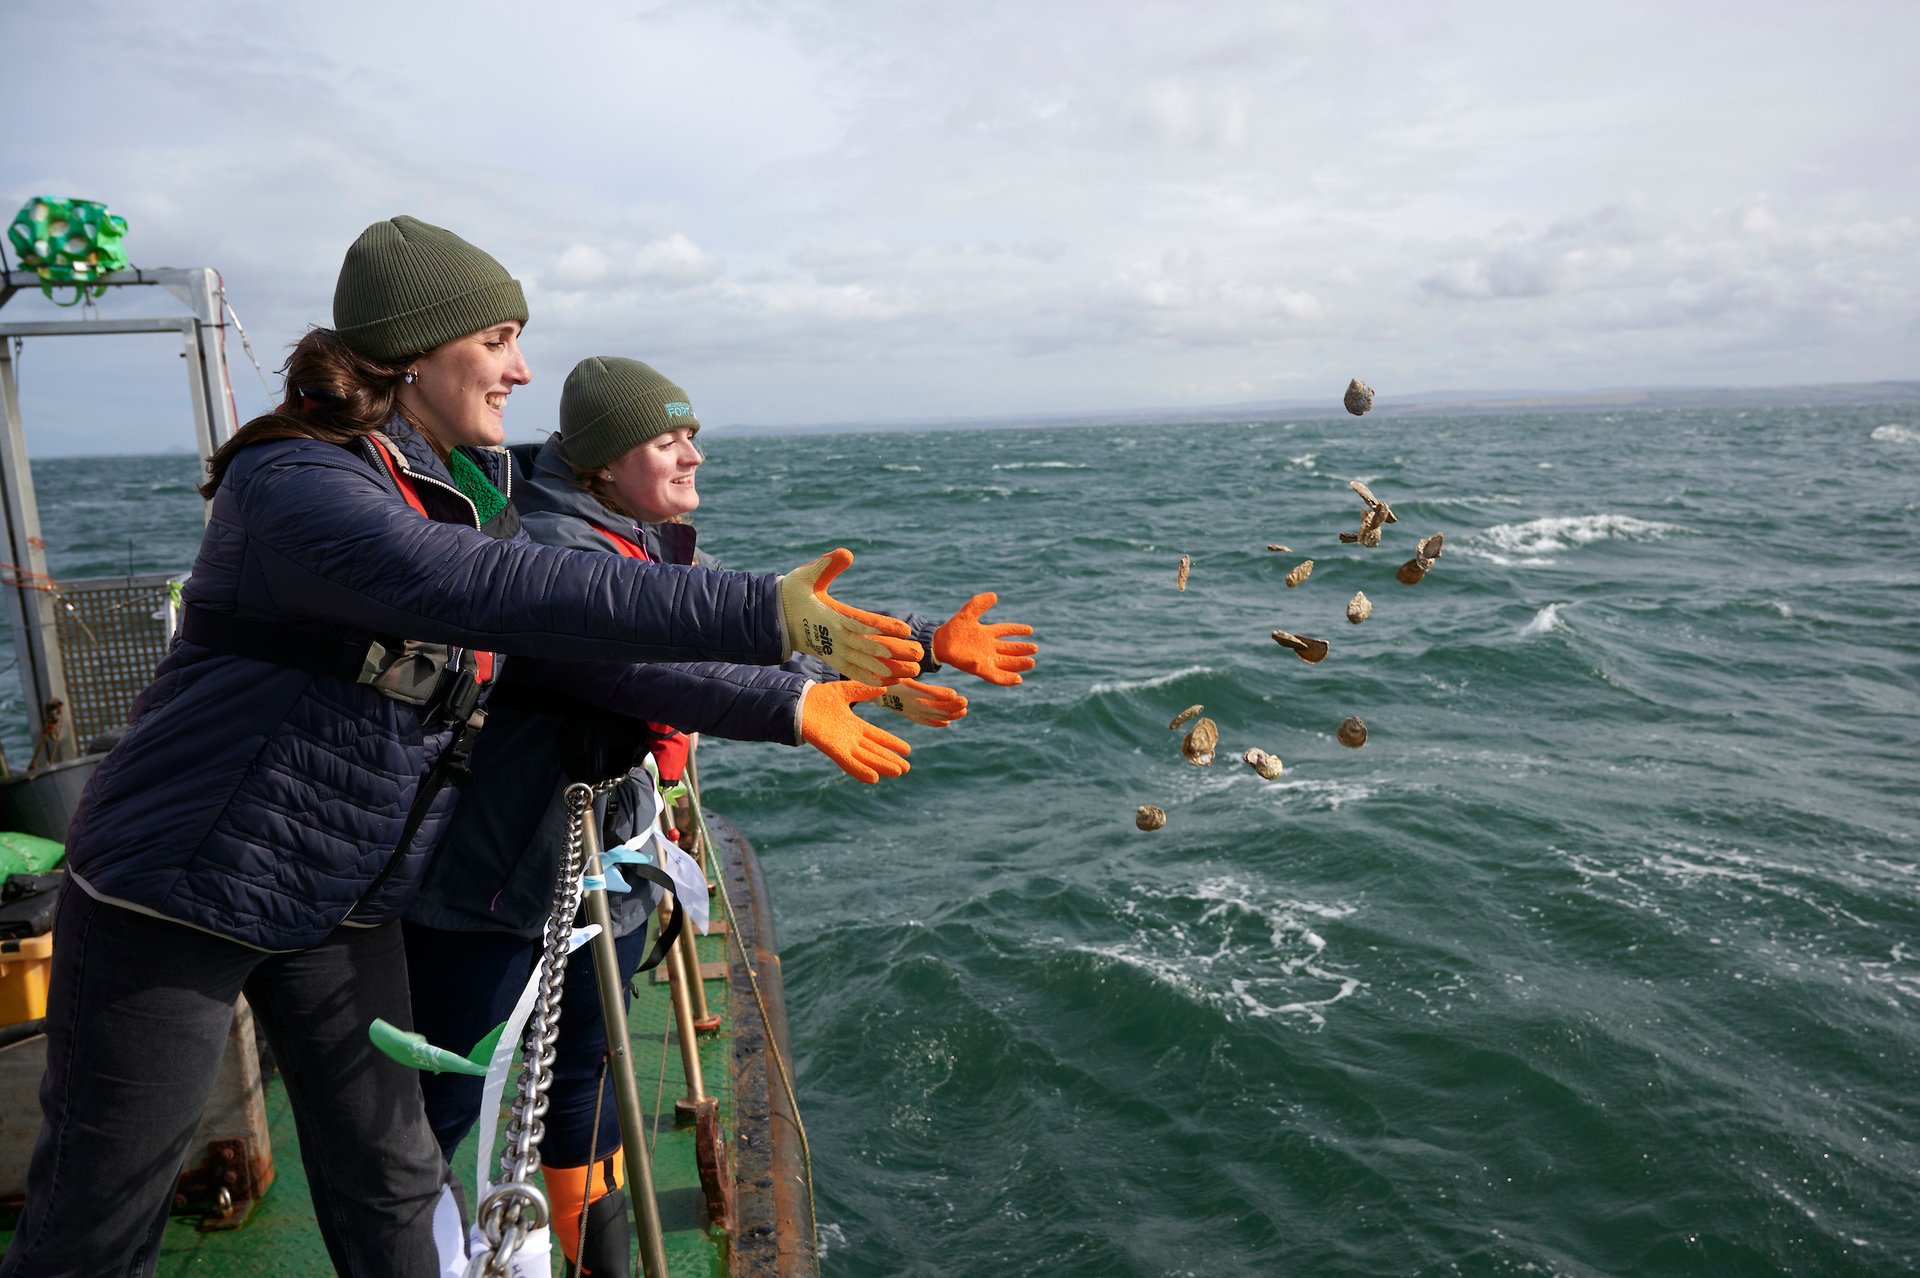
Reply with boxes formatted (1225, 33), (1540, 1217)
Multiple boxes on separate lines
(598, 428), (703, 523)
(397, 322), (530, 453)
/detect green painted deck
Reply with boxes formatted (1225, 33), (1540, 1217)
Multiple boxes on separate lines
(1, 916), (739, 1277)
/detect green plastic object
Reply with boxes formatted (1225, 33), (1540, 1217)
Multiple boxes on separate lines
(0, 831), (64, 876)
(7, 196), (130, 306)
(367, 1016), (502, 1076)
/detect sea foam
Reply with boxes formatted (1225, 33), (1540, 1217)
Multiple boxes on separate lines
(1870, 423), (1919, 444)
(1472, 513), (1682, 565)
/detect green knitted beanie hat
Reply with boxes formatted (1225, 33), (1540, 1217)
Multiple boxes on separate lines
(558, 356), (701, 470)
(332, 216), (528, 361)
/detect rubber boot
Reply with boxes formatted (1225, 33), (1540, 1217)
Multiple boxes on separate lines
(566, 1185), (632, 1277)
(546, 1150), (632, 1277)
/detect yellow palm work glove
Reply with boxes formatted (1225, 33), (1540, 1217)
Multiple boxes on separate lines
(931, 592), (1037, 686)
(870, 678), (968, 728)
(801, 681), (912, 783)
(780, 548), (923, 685)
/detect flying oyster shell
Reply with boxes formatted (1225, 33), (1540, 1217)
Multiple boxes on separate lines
(1343, 378), (1374, 416)
(1396, 557), (1432, 585)
(1417, 532), (1445, 560)
(1349, 479), (1397, 524)
(1358, 507), (1385, 548)
(1270, 629), (1330, 663)
(1336, 716), (1368, 748)
(1168, 704), (1204, 731)
(1176, 553), (1190, 592)
(1181, 717), (1219, 766)
(1266, 543), (1292, 553)
(1284, 559), (1314, 588)
(1135, 805), (1167, 831)
(1242, 747), (1284, 779)
(1347, 591), (1372, 624)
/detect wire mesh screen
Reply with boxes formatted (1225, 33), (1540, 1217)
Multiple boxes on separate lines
(48, 573), (176, 749)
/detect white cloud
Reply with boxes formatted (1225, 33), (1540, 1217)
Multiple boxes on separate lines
(3, 0), (1918, 449)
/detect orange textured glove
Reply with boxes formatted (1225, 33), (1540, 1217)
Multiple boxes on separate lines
(780, 549), (923, 686)
(801, 681), (912, 783)
(871, 678), (968, 728)
(931, 592), (1037, 686)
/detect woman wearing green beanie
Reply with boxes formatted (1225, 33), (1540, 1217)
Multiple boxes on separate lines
(0, 221), (923, 1278)
(402, 354), (1041, 1274)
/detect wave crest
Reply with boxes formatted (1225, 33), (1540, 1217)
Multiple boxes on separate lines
(1472, 513), (1683, 565)
(1870, 423), (1919, 444)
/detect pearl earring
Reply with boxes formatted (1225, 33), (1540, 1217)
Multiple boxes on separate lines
(403, 370), (418, 385)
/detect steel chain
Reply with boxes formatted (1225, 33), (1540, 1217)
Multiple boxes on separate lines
(470, 780), (614, 1276)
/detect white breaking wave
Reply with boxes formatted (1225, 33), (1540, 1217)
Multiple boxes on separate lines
(1471, 513), (1683, 565)
(880, 463), (923, 472)
(1088, 665), (1209, 696)
(991, 460), (1089, 471)
(1521, 603), (1568, 636)
(1870, 423), (1919, 444)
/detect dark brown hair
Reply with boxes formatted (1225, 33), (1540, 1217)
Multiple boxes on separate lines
(200, 328), (414, 498)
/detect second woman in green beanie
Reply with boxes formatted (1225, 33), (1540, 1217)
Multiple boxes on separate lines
(403, 353), (1041, 1274)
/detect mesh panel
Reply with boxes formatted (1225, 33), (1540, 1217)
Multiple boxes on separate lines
(48, 574), (175, 748)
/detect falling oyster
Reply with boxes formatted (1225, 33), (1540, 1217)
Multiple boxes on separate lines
(1338, 531), (1360, 544)
(1343, 378), (1374, 416)
(1270, 629), (1330, 663)
(1181, 717), (1219, 766)
(1358, 507), (1386, 548)
(1396, 556), (1432, 585)
(1168, 704), (1204, 731)
(1417, 532), (1445, 560)
(1266, 543), (1292, 553)
(1242, 747), (1285, 780)
(1284, 559), (1314, 588)
(1336, 716), (1368, 748)
(1135, 805), (1167, 831)
(1347, 591), (1372, 624)
(1348, 479), (1397, 524)
(1176, 553), (1191, 592)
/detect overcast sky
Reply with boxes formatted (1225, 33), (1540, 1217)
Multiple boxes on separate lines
(4, 0), (1916, 454)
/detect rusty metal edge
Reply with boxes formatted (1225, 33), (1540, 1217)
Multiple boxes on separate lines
(710, 812), (818, 1278)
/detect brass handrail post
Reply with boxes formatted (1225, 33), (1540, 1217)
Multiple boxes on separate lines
(579, 815), (670, 1278)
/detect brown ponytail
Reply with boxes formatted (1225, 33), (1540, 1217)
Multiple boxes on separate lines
(200, 328), (415, 498)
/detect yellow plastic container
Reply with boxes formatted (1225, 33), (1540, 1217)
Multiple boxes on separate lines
(0, 933), (54, 1024)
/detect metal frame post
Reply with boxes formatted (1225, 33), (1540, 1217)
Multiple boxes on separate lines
(0, 267), (244, 760)
(579, 817), (671, 1278)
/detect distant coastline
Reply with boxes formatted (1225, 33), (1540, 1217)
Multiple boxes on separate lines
(723, 378), (1920, 437)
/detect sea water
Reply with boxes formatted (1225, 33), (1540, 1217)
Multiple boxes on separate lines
(8, 404), (1918, 1275)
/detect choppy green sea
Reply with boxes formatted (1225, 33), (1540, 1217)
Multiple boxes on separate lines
(8, 404), (1918, 1275)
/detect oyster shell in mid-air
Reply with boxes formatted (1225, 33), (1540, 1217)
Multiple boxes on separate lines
(1284, 559), (1314, 588)
(1417, 532), (1445, 560)
(1181, 717), (1220, 766)
(1346, 591), (1372, 624)
(1344, 378), (1374, 416)
(1168, 704), (1204, 731)
(1270, 629), (1330, 663)
(1242, 747), (1284, 779)
(1176, 554), (1191, 592)
(1396, 557), (1432, 585)
(1336, 716), (1368, 748)
(1135, 805), (1167, 831)
(1266, 543), (1292, 553)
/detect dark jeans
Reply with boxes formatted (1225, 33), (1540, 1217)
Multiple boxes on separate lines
(404, 921), (651, 1170)
(0, 889), (444, 1278)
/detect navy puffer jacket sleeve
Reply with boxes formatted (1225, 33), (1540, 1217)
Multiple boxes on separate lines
(220, 438), (785, 663)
